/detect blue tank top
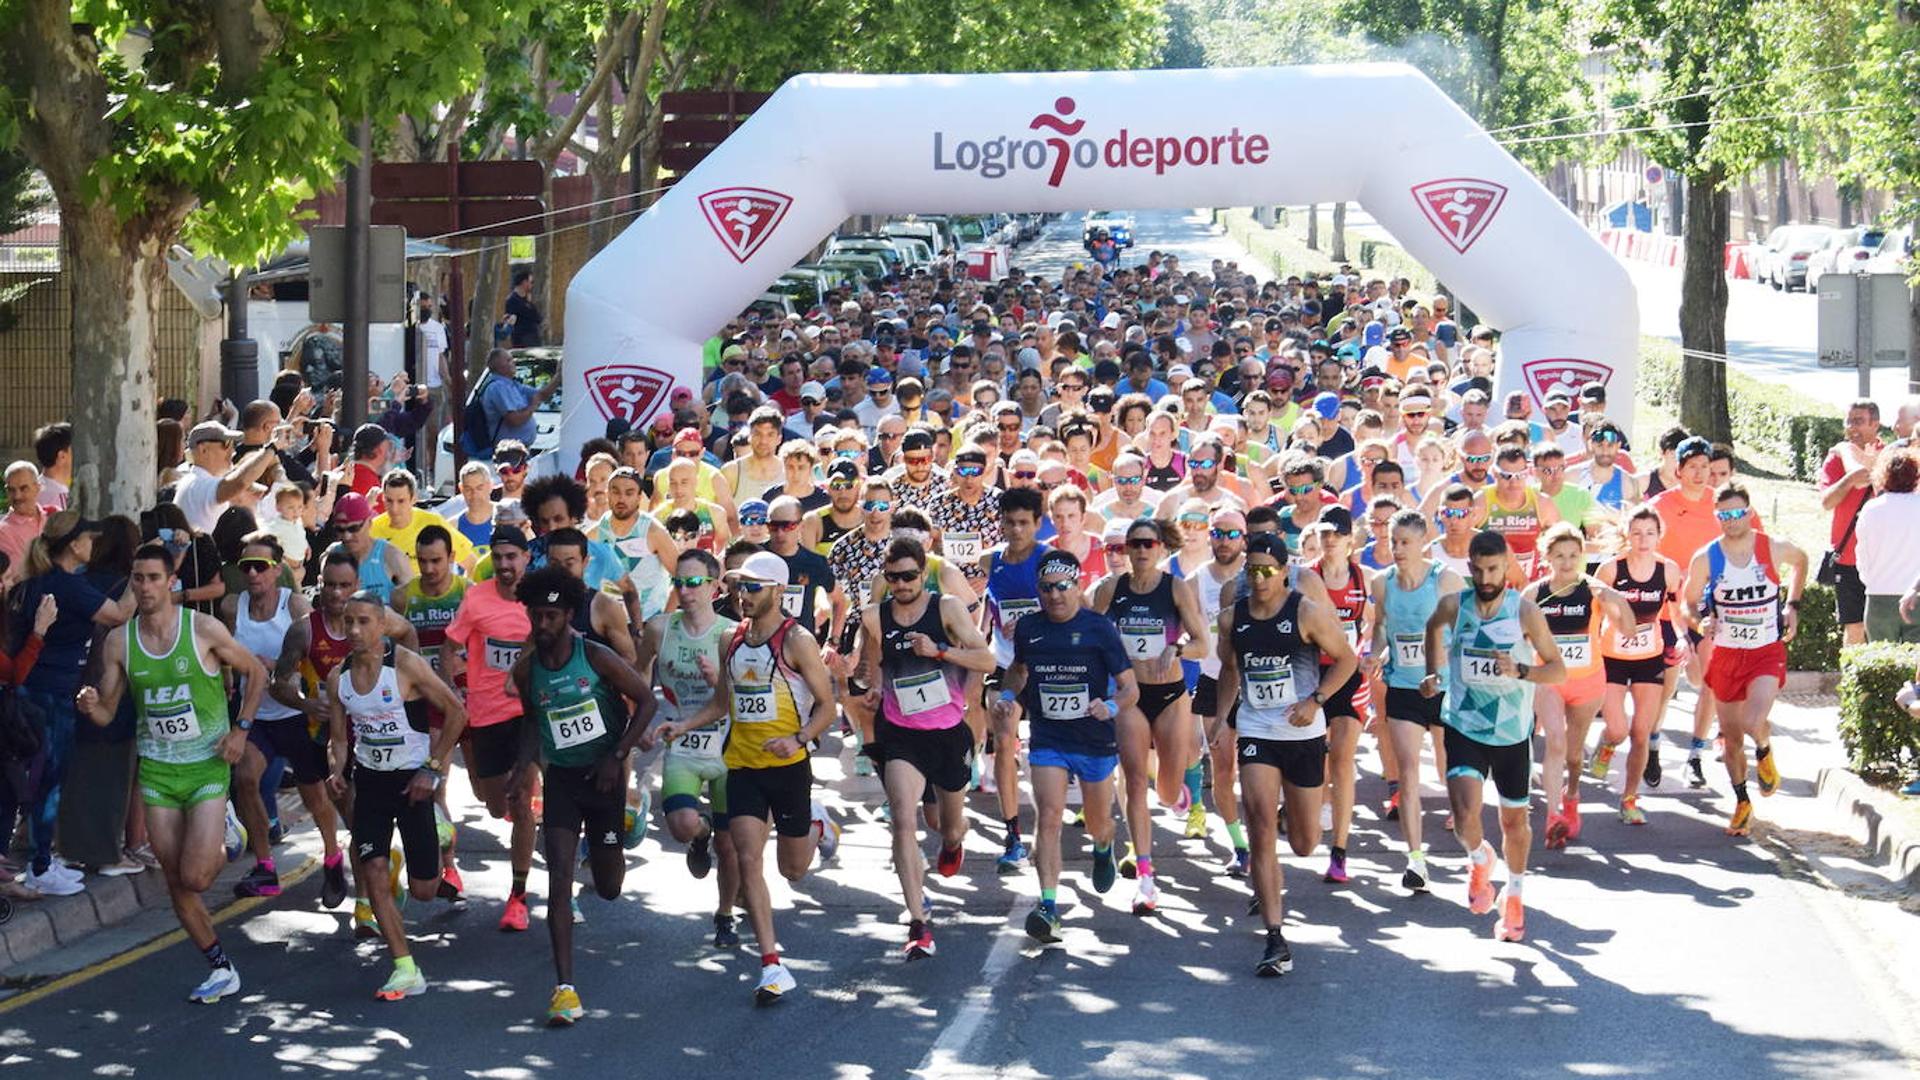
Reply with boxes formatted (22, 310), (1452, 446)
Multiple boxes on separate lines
(1382, 560), (1445, 690)
(359, 538), (397, 603)
(1592, 464), (1628, 510)
(1444, 589), (1535, 745)
(987, 543), (1051, 666)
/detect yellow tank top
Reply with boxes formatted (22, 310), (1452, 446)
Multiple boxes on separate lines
(723, 622), (811, 769)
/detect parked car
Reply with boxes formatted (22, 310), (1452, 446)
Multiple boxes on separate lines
(433, 348), (562, 495)
(1082, 210), (1135, 248)
(815, 252), (892, 286)
(1866, 224), (1915, 275)
(825, 236), (907, 273)
(1804, 226), (1886, 288)
(1756, 223), (1834, 291)
(746, 292), (797, 322)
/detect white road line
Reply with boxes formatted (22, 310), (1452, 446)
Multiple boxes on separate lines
(912, 908), (1029, 1078)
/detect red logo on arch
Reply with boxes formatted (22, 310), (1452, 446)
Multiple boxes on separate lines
(698, 187), (793, 263)
(1519, 358), (1613, 409)
(1411, 178), (1508, 254)
(585, 364), (674, 425)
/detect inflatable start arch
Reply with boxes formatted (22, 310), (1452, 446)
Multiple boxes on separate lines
(561, 64), (1637, 466)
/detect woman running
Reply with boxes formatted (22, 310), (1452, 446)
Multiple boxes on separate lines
(1304, 512), (1372, 885)
(1595, 506), (1684, 827)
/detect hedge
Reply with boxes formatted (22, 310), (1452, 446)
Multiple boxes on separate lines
(1212, 209), (1438, 295)
(1837, 642), (1920, 775)
(1788, 581), (1841, 672)
(1636, 340), (1843, 482)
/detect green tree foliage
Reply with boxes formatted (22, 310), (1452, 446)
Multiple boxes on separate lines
(0, 145), (46, 237)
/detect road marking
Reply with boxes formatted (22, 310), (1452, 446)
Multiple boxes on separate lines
(0, 854), (319, 1015)
(913, 907), (1028, 1078)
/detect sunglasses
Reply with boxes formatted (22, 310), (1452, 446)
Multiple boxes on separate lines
(829, 479), (857, 491)
(1038, 580), (1075, 594)
(904, 454), (932, 465)
(1014, 470), (1037, 481)
(1210, 528), (1244, 541)
(1126, 536), (1162, 550)
(741, 515), (768, 527)
(1439, 507), (1472, 519)
(1463, 453), (1493, 465)
(1189, 457), (1218, 470)
(862, 500), (892, 512)
(671, 575), (713, 589)
(1715, 507), (1751, 522)
(880, 432), (903, 441)
(1246, 564), (1282, 579)
(769, 519), (801, 532)
(337, 522), (365, 535)
(883, 569), (921, 583)
(1114, 475), (1143, 486)
(675, 448), (702, 459)
(498, 459), (529, 473)
(1537, 465), (1565, 475)
(669, 531), (699, 543)
(1495, 468), (1530, 480)
(954, 464), (985, 478)
(238, 558), (277, 574)
(1287, 482), (1317, 496)
(1592, 432), (1622, 444)
(734, 580), (775, 594)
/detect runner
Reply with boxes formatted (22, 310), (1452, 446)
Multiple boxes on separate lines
(653, 551), (840, 1005)
(1303, 510), (1372, 885)
(389, 525), (469, 895)
(1420, 530), (1566, 942)
(827, 477), (896, 775)
(1471, 446), (1559, 585)
(1681, 483), (1808, 836)
(1193, 506), (1250, 875)
(993, 549), (1136, 944)
(324, 590), (467, 1001)
(1367, 509), (1463, 892)
(801, 460), (863, 556)
(981, 486), (1051, 873)
(1595, 507), (1686, 809)
(1215, 533), (1357, 975)
(509, 565), (657, 1024)
(925, 446), (1003, 590)
(589, 466), (676, 624)
(1429, 485), (1476, 577)
(76, 541), (269, 1003)
(860, 536), (996, 959)
(221, 535), (341, 903)
(635, 549), (742, 949)
(765, 495), (840, 645)
(1090, 517), (1209, 914)
(440, 526), (539, 931)
(1527, 523), (1635, 845)
(545, 528), (639, 663)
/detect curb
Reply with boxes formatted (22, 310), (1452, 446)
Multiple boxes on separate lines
(1815, 766), (1920, 887)
(1784, 670), (1839, 695)
(1, 789), (308, 976)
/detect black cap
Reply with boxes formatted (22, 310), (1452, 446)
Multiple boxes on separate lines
(1676, 436), (1712, 464)
(900, 430), (934, 453)
(826, 459), (861, 482)
(489, 524), (531, 551)
(1320, 506), (1354, 536)
(1246, 532), (1288, 561)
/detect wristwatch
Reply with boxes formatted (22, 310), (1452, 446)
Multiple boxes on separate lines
(236, 717), (254, 732)
(1309, 690), (1323, 704)
(425, 757), (444, 773)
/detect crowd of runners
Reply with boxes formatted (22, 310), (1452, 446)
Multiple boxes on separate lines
(0, 230), (1829, 1022)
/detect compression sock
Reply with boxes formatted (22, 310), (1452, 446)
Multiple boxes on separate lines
(256, 857), (275, 874)
(511, 873), (528, 898)
(1690, 736), (1709, 757)
(908, 919), (927, 941)
(1004, 817), (1023, 847)
(1225, 821), (1248, 851)
(1733, 782), (1751, 803)
(1331, 845), (1347, 862)
(1039, 888), (1057, 916)
(1506, 871), (1524, 896)
(202, 941), (232, 970)
(393, 955), (418, 976)
(1184, 763), (1205, 806)
(761, 952), (780, 967)
(1136, 855), (1154, 879)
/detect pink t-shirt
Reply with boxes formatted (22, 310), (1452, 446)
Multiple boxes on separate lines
(443, 579), (528, 728)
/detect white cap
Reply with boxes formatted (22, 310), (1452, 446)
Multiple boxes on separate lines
(1175, 336), (1192, 355)
(1101, 311), (1124, 329)
(1016, 347), (1042, 371)
(800, 381), (826, 403)
(802, 325), (822, 340)
(733, 551), (791, 588)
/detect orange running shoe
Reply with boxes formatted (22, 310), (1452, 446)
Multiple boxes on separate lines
(1494, 888), (1525, 942)
(1467, 842), (1496, 915)
(499, 893), (531, 932)
(1726, 801), (1753, 837)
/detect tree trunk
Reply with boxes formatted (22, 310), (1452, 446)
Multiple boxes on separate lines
(586, 162), (624, 256)
(65, 207), (163, 515)
(1330, 202), (1348, 261)
(466, 241), (507, 383)
(1306, 203), (1319, 250)
(1678, 169), (1732, 445)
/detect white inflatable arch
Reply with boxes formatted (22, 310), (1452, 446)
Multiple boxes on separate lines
(561, 64), (1636, 465)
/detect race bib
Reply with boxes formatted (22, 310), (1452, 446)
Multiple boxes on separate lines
(732, 683), (775, 722)
(943, 531), (983, 565)
(1037, 681), (1090, 720)
(485, 637), (522, 672)
(1615, 623), (1656, 654)
(1714, 604), (1779, 648)
(145, 703), (201, 743)
(998, 597), (1041, 633)
(781, 584), (806, 618)
(674, 728), (722, 759)
(1343, 620), (1361, 648)
(1393, 633), (1425, 669)
(892, 669), (953, 715)
(1554, 634), (1591, 668)
(1460, 646), (1508, 690)
(1243, 665), (1295, 710)
(1117, 617), (1165, 662)
(548, 699), (606, 749)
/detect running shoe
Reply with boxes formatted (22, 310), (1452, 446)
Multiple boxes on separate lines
(969, 753), (984, 793)
(1687, 756), (1707, 789)
(571, 898), (584, 925)
(23, 866), (82, 897)
(1065, 807), (1085, 828)
(1255, 931), (1293, 977)
(935, 843), (964, 878)
(499, 893), (531, 932)
(853, 754), (875, 778)
(1132, 875), (1159, 915)
(321, 853), (349, 909)
(354, 903), (380, 939)
(713, 913), (739, 950)
(1544, 812), (1570, 851)
(188, 965), (241, 1004)
(1494, 888), (1525, 942)
(904, 926), (936, 961)
(1226, 848), (1250, 878)
(233, 862), (281, 898)
(96, 854), (145, 877)
(1402, 855), (1430, 893)
(1644, 749), (1663, 788)
(1183, 805), (1208, 839)
(1024, 905), (1063, 944)
(996, 841), (1030, 875)
(1756, 749), (1780, 797)
(1320, 801), (1333, 833)
(1726, 800), (1754, 837)
(1620, 797), (1647, 826)
(1117, 845), (1138, 880)
(812, 800), (841, 865)
(375, 964), (427, 1001)
(1466, 842), (1496, 915)
(1563, 797), (1583, 844)
(1586, 744), (1615, 781)
(129, 844), (160, 871)
(223, 804), (247, 863)
(1171, 784), (1192, 814)
(1091, 846), (1117, 894)
(1247, 894), (1263, 919)
(1383, 788), (1401, 822)
(1323, 851), (1349, 884)
(438, 864), (464, 903)
(434, 805), (455, 850)
(547, 984), (584, 1026)
(623, 806), (645, 852)
(686, 829), (713, 880)
(755, 962), (797, 1005)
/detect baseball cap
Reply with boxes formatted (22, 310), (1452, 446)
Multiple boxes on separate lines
(489, 524), (531, 551)
(670, 386), (695, 405)
(867, 369), (893, 386)
(673, 427), (702, 445)
(733, 550), (791, 587)
(187, 420), (241, 447)
(721, 344), (747, 361)
(1387, 326), (1412, 342)
(1312, 392), (1341, 420)
(1676, 436), (1713, 464)
(1320, 506), (1354, 535)
(43, 512), (100, 552)
(650, 412), (675, 434)
(1101, 312), (1124, 330)
(826, 459), (861, 482)
(1362, 323), (1385, 347)
(800, 381), (826, 403)
(739, 498), (770, 520)
(333, 492), (374, 526)
(1101, 518), (1131, 544)
(1580, 383), (1607, 402)
(1246, 532), (1288, 561)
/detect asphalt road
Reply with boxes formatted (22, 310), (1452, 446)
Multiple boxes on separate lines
(3, 699), (1916, 1080)
(1016, 209), (1257, 283)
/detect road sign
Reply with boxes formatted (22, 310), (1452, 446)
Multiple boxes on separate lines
(1817, 272), (1915, 370)
(309, 225), (407, 323)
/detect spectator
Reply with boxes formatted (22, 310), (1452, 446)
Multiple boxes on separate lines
(172, 420), (278, 534)
(0, 550), (54, 896)
(436, 461), (499, 553)
(0, 462), (57, 583)
(480, 347), (558, 449)
(147, 502), (226, 614)
(344, 423), (392, 506)
(155, 418), (186, 496)
(503, 269), (544, 347)
(1866, 450), (1920, 643)
(31, 423), (72, 510)
(59, 515), (144, 876)
(1819, 399), (1882, 646)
